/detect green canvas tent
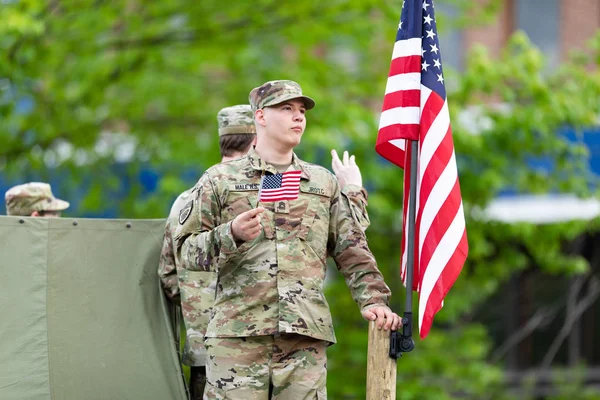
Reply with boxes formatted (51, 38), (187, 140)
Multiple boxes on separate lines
(0, 216), (187, 400)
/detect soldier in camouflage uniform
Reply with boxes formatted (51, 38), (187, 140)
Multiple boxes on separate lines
(158, 105), (258, 399)
(175, 80), (400, 399)
(5, 182), (69, 217)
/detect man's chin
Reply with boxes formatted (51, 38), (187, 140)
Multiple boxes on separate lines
(289, 137), (302, 148)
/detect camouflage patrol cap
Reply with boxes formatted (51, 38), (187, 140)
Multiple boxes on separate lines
(249, 80), (315, 112)
(217, 105), (256, 137)
(5, 182), (70, 216)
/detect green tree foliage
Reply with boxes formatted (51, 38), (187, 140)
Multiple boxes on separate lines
(2, 0), (600, 398)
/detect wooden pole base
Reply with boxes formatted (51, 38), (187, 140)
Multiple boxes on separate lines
(366, 320), (397, 400)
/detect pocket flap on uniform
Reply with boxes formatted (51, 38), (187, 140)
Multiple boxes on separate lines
(297, 197), (320, 240)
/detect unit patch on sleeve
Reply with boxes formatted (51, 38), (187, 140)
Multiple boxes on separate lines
(179, 200), (194, 225)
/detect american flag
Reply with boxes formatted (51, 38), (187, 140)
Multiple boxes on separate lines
(375, 0), (468, 339)
(258, 170), (302, 202)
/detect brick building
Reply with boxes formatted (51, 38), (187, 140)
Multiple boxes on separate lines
(441, 0), (600, 70)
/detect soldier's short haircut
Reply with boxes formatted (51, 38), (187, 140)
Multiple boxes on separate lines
(219, 134), (256, 157)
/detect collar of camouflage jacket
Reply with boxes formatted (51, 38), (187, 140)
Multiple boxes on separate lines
(246, 147), (311, 180)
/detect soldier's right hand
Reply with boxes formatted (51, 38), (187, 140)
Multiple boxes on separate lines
(231, 207), (264, 242)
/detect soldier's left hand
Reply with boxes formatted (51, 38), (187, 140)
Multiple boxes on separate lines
(331, 149), (362, 188)
(361, 306), (402, 331)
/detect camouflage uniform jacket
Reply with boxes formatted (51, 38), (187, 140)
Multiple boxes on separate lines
(174, 147), (390, 344)
(159, 186), (369, 301)
(342, 184), (369, 232)
(158, 189), (216, 366)
(159, 190), (192, 302)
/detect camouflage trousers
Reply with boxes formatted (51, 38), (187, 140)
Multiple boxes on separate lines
(189, 366), (207, 400)
(204, 334), (328, 399)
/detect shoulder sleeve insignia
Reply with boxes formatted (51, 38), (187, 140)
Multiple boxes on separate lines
(179, 200), (193, 225)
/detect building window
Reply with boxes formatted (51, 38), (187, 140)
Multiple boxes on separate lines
(436, 3), (463, 72)
(514, 0), (560, 69)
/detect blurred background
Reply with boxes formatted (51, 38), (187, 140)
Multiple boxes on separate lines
(2, 0), (600, 398)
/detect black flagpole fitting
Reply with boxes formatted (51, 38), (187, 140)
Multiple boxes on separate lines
(389, 313), (415, 359)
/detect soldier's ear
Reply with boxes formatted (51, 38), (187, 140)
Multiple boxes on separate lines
(255, 109), (267, 127)
(31, 211), (40, 217)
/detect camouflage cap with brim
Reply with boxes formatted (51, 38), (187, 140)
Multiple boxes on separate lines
(249, 80), (315, 112)
(217, 105), (256, 137)
(5, 182), (70, 216)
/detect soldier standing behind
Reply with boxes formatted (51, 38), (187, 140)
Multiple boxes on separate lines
(158, 105), (257, 399)
(175, 80), (400, 399)
(5, 182), (69, 217)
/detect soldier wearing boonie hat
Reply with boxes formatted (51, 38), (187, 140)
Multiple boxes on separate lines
(158, 104), (257, 400)
(5, 182), (69, 217)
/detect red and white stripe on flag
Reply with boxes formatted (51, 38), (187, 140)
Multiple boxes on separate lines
(375, 0), (468, 339)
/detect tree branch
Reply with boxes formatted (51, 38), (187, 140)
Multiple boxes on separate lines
(540, 274), (600, 369)
(491, 305), (559, 363)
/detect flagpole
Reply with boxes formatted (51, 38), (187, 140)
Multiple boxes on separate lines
(390, 139), (417, 359)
